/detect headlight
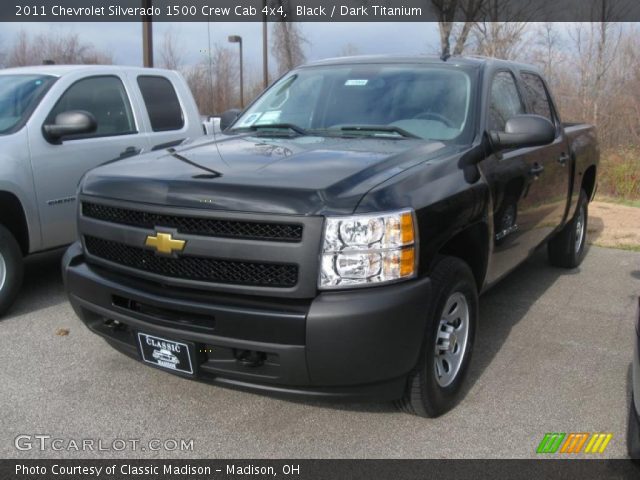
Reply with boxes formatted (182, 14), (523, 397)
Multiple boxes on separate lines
(319, 209), (417, 289)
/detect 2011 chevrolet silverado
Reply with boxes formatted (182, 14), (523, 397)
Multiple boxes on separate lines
(63, 56), (598, 416)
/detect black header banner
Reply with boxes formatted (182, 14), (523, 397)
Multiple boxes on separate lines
(2, 459), (640, 480)
(4, 0), (640, 22)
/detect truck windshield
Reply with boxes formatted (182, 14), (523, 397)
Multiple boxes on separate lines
(0, 74), (56, 135)
(231, 64), (474, 142)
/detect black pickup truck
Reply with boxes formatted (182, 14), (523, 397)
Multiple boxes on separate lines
(63, 56), (598, 416)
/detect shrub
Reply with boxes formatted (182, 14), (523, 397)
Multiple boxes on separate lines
(597, 149), (640, 201)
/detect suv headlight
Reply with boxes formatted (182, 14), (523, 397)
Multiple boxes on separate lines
(319, 209), (417, 289)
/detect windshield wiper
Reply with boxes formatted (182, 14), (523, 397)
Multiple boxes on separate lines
(233, 123), (309, 136)
(336, 125), (420, 139)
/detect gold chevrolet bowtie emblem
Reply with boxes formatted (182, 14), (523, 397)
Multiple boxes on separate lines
(145, 232), (186, 255)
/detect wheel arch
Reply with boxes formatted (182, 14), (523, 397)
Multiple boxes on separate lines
(0, 191), (30, 255)
(582, 165), (597, 201)
(434, 222), (490, 291)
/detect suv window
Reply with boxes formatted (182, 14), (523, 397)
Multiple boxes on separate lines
(0, 75), (56, 135)
(488, 71), (525, 132)
(47, 76), (135, 138)
(233, 65), (474, 142)
(274, 74), (323, 128)
(137, 76), (184, 132)
(520, 72), (554, 123)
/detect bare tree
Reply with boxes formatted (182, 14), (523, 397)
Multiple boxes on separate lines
(271, 1), (308, 76)
(184, 65), (214, 115)
(158, 28), (184, 71)
(431, 0), (485, 57)
(569, 18), (622, 130)
(0, 35), (5, 68)
(471, 22), (529, 59)
(603, 26), (640, 147)
(271, 23), (308, 75)
(469, 0), (541, 60)
(243, 67), (267, 106)
(6, 30), (113, 66)
(529, 23), (561, 84)
(7, 30), (32, 67)
(339, 43), (361, 57)
(185, 44), (239, 115)
(523, 14), (636, 150)
(211, 45), (239, 112)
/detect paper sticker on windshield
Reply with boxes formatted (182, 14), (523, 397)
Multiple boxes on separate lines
(255, 110), (281, 124)
(345, 79), (368, 86)
(240, 113), (260, 126)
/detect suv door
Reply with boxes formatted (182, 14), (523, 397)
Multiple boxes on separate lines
(27, 74), (148, 248)
(482, 70), (555, 284)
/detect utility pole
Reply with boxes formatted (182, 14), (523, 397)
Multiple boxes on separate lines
(142, 0), (153, 67)
(262, 0), (268, 88)
(228, 35), (244, 107)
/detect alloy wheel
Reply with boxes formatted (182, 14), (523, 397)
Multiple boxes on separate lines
(434, 292), (470, 387)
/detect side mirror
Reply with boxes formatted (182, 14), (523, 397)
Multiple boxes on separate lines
(489, 115), (555, 151)
(220, 109), (241, 132)
(43, 110), (97, 143)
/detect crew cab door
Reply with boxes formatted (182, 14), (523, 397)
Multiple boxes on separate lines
(27, 73), (148, 249)
(482, 70), (564, 283)
(518, 71), (571, 231)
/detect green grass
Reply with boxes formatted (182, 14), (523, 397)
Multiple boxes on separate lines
(598, 149), (640, 202)
(592, 242), (640, 252)
(595, 195), (640, 208)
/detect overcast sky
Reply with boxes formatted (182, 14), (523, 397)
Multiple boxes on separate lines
(0, 22), (441, 74)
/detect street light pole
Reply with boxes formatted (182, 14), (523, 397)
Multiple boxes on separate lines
(142, 0), (153, 67)
(228, 35), (244, 108)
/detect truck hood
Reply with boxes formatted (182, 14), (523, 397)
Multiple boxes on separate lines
(81, 134), (456, 215)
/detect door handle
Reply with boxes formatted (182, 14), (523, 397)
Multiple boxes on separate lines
(558, 153), (570, 166)
(119, 146), (142, 159)
(529, 163), (545, 177)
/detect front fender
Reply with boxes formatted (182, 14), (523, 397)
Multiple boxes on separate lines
(0, 139), (42, 253)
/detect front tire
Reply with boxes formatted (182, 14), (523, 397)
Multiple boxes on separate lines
(397, 256), (478, 417)
(0, 224), (24, 317)
(548, 189), (589, 269)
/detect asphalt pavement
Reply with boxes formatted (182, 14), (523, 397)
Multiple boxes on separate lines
(2, 245), (639, 459)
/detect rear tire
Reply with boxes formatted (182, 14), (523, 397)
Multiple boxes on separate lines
(0, 224), (24, 317)
(396, 256), (478, 417)
(548, 189), (589, 269)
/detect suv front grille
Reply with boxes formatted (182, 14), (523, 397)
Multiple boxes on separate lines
(82, 202), (303, 242)
(84, 236), (298, 288)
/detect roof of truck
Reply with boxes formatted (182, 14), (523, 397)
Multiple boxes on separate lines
(0, 65), (177, 77)
(304, 54), (541, 72)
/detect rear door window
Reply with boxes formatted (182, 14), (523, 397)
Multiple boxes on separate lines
(137, 76), (184, 132)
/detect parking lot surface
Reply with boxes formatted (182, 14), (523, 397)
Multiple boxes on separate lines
(2, 245), (639, 458)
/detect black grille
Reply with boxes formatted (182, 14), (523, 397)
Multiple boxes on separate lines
(84, 236), (298, 288)
(82, 202), (303, 242)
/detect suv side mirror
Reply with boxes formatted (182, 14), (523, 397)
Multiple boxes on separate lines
(220, 109), (241, 132)
(489, 114), (555, 151)
(43, 110), (97, 143)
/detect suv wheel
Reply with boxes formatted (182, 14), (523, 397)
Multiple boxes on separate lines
(397, 256), (478, 417)
(548, 189), (589, 268)
(0, 224), (24, 317)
